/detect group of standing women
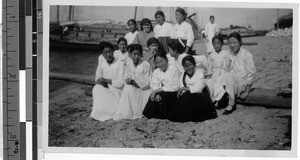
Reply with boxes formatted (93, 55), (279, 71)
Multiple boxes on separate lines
(91, 8), (256, 123)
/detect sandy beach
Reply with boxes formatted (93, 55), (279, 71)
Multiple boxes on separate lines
(49, 36), (292, 149)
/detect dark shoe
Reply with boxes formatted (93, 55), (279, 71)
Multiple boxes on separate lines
(223, 105), (236, 115)
(216, 93), (229, 109)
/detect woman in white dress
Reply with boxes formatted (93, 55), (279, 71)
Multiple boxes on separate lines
(205, 15), (219, 54)
(91, 42), (125, 121)
(114, 37), (130, 64)
(113, 44), (152, 120)
(142, 51), (180, 119)
(154, 10), (173, 53)
(167, 39), (208, 75)
(169, 56), (217, 122)
(124, 19), (139, 45)
(205, 35), (234, 111)
(170, 8), (194, 55)
(223, 32), (256, 115)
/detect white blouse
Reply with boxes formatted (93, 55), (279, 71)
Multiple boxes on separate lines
(150, 65), (180, 92)
(124, 60), (152, 89)
(229, 48), (256, 85)
(95, 57), (125, 89)
(114, 50), (130, 64)
(167, 53), (208, 75)
(170, 21), (194, 47)
(180, 68), (205, 93)
(154, 22), (173, 38)
(124, 31), (139, 45)
(207, 50), (231, 77)
(205, 23), (219, 39)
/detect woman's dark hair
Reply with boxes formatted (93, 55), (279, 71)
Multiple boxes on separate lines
(140, 18), (153, 31)
(228, 32), (242, 45)
(155, 11), (165, 18)
(168, 39), (186, 54)
(127, 44), (143, 54)
(182, 55), (196, 66)
(212, 35), (224, 45)
(98, 41), (114, 53)
(182, 55), (196, 87)
(154, 49), (168, 62)
(176, 8), (187, 20)
(210, 15), (215, 19)
(127, 19), (137, 26)
(117, 37), (127, 46)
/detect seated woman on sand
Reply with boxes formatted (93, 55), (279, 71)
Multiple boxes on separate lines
(91, 42), (125, 121)
(113, 44), (152, 120)
(143, 37), (165, 71)
(223, 32), (256, 115)
(205, 35), (235, 114)
(142, 50), (180, 119)
(169, 56), (217, 122)
(167, 39), (207, 75)
(132, 18), (155, 52)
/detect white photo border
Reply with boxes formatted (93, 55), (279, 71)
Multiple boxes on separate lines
(42, 0), (299, 158)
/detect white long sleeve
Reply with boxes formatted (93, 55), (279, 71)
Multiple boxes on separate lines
(125, 60), (152, 89)
(150, 65), (180, 92)
(180, 69), (205, 93)
(95, 55), (105, 82)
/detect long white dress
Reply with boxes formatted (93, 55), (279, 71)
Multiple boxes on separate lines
(167, 53), (208, 75)
(113, 60), (152, 120)
(229, 48), (256, 97)
(205, 50), (233, 101)
(91, 57), (125, 121)
(205, 22), (219, 53)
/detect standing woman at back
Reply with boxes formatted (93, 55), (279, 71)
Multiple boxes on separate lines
(205, 15), (219, 54)
(132, 18), (155, 52)
(124, 19), (139, 45)
(154, 11), (173, 53)
(170, 8), (194, 55)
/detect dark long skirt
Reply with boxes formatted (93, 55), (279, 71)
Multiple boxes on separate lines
(142, 91), (177, 119)
(158, 36), (170, 54)
(168, 88), (217, 122)
(170, 38), (195, 55)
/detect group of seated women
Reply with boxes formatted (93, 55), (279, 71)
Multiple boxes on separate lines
(90, 8), (256, 123)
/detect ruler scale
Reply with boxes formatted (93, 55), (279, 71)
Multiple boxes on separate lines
(2, 0), (21, 160)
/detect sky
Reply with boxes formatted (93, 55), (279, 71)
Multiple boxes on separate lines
(50, 5), (293, 30)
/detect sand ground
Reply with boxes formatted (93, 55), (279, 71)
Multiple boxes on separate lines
(49, 36), (293, 149)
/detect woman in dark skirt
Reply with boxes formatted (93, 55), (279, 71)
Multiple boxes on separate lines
(169, 55), (217, 122)
(142, 50), (180, 119)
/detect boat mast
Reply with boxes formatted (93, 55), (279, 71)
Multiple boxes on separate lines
(134, 6), (137, 20)
(57, 5), (60, 24)
(277, 9), (279, 29)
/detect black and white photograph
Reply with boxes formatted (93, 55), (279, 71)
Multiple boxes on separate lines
(44, 0), (297, 158)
